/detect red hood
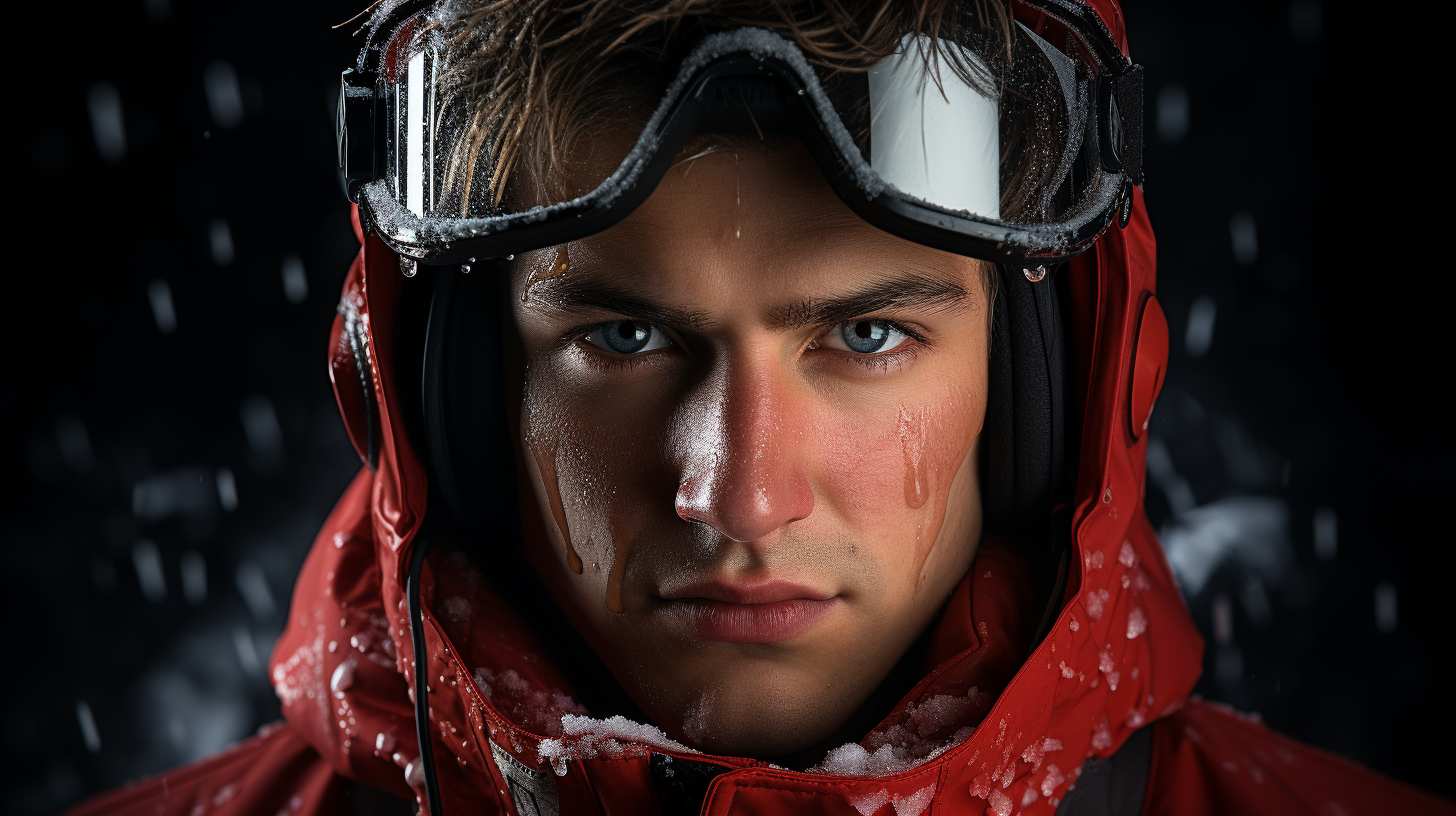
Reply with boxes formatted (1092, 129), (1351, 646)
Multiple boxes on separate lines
(269, 4), (1207, 813)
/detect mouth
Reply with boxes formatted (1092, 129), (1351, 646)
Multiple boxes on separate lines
(655, 580), (840, 644)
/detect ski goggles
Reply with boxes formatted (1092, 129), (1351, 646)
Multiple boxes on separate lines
(338, 0), (1143, 270)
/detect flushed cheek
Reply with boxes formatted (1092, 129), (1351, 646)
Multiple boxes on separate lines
(818, 398), (977, 590)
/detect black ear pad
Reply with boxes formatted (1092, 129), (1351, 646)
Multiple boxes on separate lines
(421, 268), (520, 539)
(981, 265), (1068, 536)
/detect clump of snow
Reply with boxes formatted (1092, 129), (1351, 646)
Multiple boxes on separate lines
(474, 667), (587, 737)
(1059, 661), (1075, 679)
(375, 732), (396, 753)
(1084, 588), (1111, 622)
(1084, 550), (1105, 571)
(970, 773), (993, 799)
(893, 785), (936, 816)
(988, 788), (1012, 816)
(1118, 540), (1139, 569)
(1021, 786), (1039, 807)
(537, 714), (698, 776)
(1127, 607), (1148, 639)
(1069, 616), (1080, 632)
(813, 686), (982, 777)
(1090, 716), (1112, 752)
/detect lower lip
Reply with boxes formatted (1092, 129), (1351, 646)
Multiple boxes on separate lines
(667, 598), (839, 643)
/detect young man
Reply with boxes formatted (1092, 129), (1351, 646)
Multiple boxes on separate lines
(69, 1), (1452, 815)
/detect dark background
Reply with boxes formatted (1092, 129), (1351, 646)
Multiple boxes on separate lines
(3, 1), (1449, 813)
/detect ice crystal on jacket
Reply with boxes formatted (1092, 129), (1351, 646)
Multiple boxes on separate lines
(1091, 716), (1113, 751)
(1118, 540), (1139, 569)
(1084, 588), (1111, 622)
(1098, 647), (1120, 690)
(1040, 764), (1064, 798)
(1127, 607), (1148, 639)
(1085, 550), (1105, 570)
(988, 788), (1013, 816)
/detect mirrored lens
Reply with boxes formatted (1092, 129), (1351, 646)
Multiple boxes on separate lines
(827, 14), (1114, 236)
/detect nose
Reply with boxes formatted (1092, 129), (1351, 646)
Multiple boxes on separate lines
(673, 358), (815, 543)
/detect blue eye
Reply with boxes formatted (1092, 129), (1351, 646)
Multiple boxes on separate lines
(823, 320), (910, 354)
(582, 320), (673, 355)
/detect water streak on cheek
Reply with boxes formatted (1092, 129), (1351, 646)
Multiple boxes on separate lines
(522, 245), (571, 302)
(604, 515), (633, 614)
(899, 404), (931, 510)
(531, 443), (583, 574)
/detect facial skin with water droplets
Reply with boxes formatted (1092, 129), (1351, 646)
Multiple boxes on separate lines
(503, 134), (992, 762)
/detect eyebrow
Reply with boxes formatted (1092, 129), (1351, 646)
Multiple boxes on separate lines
(766, 273), (970, 329)
(529, 270), (969, 330)
(528, 277), (714, 330)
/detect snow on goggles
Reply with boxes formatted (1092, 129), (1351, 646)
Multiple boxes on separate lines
(338, 0), (1143, 270)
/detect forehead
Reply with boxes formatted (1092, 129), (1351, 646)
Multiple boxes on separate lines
(517, 132), (985, 308)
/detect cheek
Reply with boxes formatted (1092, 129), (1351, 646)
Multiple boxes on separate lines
(817, 390), (981, 574)
(517, 360), (670, 614)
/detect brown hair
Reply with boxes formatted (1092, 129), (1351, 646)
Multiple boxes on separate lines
(387, 0), (1065, 221)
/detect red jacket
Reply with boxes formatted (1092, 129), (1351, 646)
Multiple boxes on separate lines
(67, 3), (1454, 814)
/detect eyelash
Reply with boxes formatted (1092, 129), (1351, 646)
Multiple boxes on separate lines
(565, 318), (929, 372)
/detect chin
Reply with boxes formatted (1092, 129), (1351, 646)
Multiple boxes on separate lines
(643, 653), (869, 760)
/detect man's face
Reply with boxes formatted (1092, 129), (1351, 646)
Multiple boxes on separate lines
(504, 137), (990, 760)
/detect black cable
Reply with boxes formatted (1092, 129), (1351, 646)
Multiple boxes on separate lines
(407, 513), (446, 816)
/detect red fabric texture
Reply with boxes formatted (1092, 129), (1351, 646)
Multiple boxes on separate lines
(64, 1), (1454, 813)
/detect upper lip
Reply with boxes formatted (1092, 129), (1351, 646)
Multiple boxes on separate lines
(656, 579), (835, 605)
